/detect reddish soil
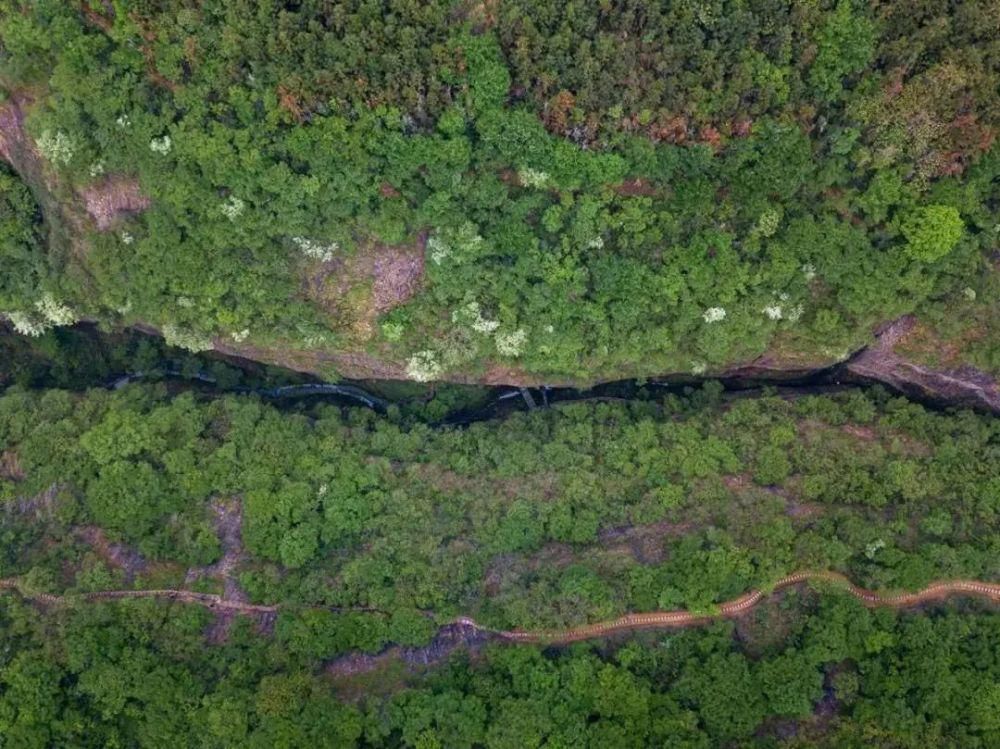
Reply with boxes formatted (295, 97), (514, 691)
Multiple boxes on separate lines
(615, 178), (661, 197)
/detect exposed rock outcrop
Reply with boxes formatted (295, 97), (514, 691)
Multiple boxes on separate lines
(326, 620), (496, 679)
(845, 316), (1000, 413)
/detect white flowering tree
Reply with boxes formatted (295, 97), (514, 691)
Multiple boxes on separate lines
(4, 293), (79, 337)
(36, 130), (77, 165)
(291, 236), (339, 262)
(405, 350), (442, 382)
(703, 307), (727, 324)
(162, 324), (213, 352)
(426, 222), (485, 266)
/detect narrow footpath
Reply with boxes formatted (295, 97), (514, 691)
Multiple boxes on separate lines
(3, 571), (998, 646)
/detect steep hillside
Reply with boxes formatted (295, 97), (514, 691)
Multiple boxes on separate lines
(1, 379), (999, 745)
(1, 2), (999, 391)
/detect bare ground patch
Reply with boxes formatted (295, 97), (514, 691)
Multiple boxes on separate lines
(0, 94), (58, 211)
(614, 177), (662, 197)
(303, 236), (426, 341)
(734, 586), (802, 655)
(6, 483), (60, 519)
(785, 500), (825, 519)
(0, 450), (24, 482)
(184, 497), (252, 642)
(0, 96), (28, 165)
(597, 518), (696, 564)
(724, 473), (794, 503)
(841, 424), (876, 441)
(82, 175), (151, 230)
(327, 621), (495, 684)
(479, 362), (547, 386)
(371, 240), (425, 313)
(483, 543), (577, 596)
(458, 0), (500, 30)
(75, 526), (148, 583)
(0, 91), (149, 260)
(406, 463), (562, 503)
(209, 336), (410, 381)
(211, 335), (553, 385)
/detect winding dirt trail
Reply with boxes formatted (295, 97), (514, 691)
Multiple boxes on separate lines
(2, 572), (998, 645)
(488, 572), (1000, 644)
(0, 579), (277, 613)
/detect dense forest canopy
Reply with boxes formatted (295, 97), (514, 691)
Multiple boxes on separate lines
(2, 2), (1000, 747)
(4, 383), (1000, 628)
(0, 374), (999, 745)
(0, 1), (998, 379)
(0, 164), (47, 325)
(1, 588), (999, 747)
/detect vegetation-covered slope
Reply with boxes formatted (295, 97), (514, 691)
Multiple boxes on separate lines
(3, 384), (999, 629)
(1, 1), (999, 382)
(1, 377), (999, 745)
(0, 587), (998, 747)
(2, 3), (1000, 745)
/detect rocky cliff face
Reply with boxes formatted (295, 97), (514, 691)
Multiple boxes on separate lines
(844, 316), (1000, 413)
(203, 317), (1000, 415)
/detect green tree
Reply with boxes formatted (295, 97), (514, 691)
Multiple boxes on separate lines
(675, 652), (765, 740)
(901, 205), (964, 262)
(0, 166), (46, 311)
(757, 652), (823, 717)
(970, 682), (1000, 738)
(809, 0), (876, 101)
